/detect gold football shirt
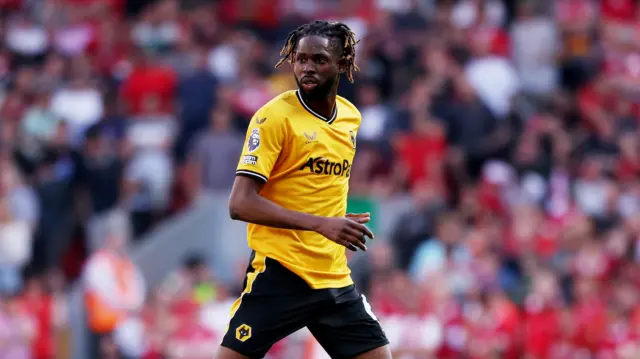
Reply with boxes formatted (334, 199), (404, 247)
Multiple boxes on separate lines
(236, 89), (361, 289)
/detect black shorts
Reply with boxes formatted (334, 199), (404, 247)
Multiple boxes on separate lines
(220, 251), (389, 359)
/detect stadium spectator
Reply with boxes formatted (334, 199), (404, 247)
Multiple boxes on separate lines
(0, 293), (36, 359)
(83, 221), (145, 359)
(0, 198), (32, 294)
(187, 104), (244, 192)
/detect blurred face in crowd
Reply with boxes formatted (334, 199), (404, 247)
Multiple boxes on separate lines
(605, 228), (628, 259)
(581, 157), (603, 180)
(466, 230), (489, 256)
(293, 36), (343, 101)
(69, 55), (93, 82)
(626, 213), (640, 236)
(3, 296), (21, 314)
(620, 132), (638, 159)
(100, 337), (120, 359)
(34, 93), (51, 108)
(356, 83), (380, 107)
(105, 232), (127, 254)
(211, 106), (232, 132)
(408, 78), (430, 111)
(370, 243), (394, 272)
(66, 6), (84, 26)
(574, 277), (599, 302)
(605, 181), (621, 208)
(155, 0), (178, 23)
(615, 98), (633, 117)
(86, 133), (108, 159)
(562, 213), (594, 250)
(424, 45), (449, 77)
(437, 213), (463, 245)
(413, 114), (443, 138)
(613, 280), (638, 312)
(192, 263), (211, 285)
(515, 133), (540, 165)
(50, 122), (70, 148)
(0, 201), (9, 223)
(141, 94), (161, 115)
(0, 162), (19, 191)
(411, 180), (444, 207)
(511, 204), (541, 240)
(532, 270), (559, 303)
(24, 275), (44, 297)
(14, 67), (36, 94)
(558, 308), (575, 338)
(388, 271), (420, 308)
(454, 76), (477, 103)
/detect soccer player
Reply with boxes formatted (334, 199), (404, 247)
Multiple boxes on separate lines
(216, 21), (391, 359)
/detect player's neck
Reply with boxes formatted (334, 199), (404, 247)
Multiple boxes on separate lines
(300, 88), (338, 120)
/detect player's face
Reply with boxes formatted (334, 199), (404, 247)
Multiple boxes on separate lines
(293, 36), (342, 101)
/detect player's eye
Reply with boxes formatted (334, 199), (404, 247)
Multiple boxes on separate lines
(315, 58), (327, 64)
(296, 57), (307, 64)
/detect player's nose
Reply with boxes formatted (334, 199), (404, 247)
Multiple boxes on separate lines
(302, 62), (316, 74)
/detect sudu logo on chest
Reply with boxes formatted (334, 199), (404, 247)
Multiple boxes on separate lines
(304, 131), (317, 144)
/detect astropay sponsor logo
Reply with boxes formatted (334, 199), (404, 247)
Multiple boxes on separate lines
(299, 157), (351, 178)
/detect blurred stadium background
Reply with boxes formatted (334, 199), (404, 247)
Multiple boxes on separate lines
(1, 0), (640, 358)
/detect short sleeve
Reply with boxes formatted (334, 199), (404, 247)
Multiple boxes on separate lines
(235, 112), (285, 183)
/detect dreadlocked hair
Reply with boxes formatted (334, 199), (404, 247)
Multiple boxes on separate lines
(275, 20), (360, 83)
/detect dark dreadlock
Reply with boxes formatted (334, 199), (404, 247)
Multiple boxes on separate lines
(275, 20), (360, 83)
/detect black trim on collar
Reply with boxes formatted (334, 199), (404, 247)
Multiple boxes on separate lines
(296, 90), (337, 124)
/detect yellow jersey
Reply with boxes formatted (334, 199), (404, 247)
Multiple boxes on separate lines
(235, 90), (360, 289)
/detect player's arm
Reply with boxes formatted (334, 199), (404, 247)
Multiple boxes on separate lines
(229, 176), (371, 251)
(229, 114), (372, 251)
(230, 176), (323, 231)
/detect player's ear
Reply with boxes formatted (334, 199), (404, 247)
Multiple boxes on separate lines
(337, 57), (347, 74)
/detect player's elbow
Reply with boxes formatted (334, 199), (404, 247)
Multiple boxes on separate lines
(229, 208), (242, 221)
(229, 176), (263, 221)
(228, 195), (247, 221)
(228, 200), (241, 220)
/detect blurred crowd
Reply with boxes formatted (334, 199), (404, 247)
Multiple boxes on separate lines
(1, 0), (640, 358)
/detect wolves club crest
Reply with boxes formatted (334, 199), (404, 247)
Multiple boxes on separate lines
(349, 130), (356, 149)
(247, 129), (260, 152)
(236, 324), (252, 342)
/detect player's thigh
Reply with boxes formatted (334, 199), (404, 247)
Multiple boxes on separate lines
(221, 290), (310, 358)
(352, 345), (392, 359)
(215, 346), (252, 359)
(220, 253), (316, 358)
(308, 294), (390, 359)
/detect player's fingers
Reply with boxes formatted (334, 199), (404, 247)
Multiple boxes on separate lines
(341, 232), (367, 251)
(340, 229), (367, 251)
(337, 238), (358, 251)
(346, 212), (370, 218)
(350, 216), (370, 224)
(344, 226), (368, 244)
(346, 213), (370, 223)
(351, 216), (371, 224)
(350, 222), (374, 240)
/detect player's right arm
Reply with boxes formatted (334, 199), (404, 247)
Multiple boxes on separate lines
(229, 112), (372, 251)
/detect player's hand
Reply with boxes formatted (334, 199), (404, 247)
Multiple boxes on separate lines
(315, 217), (374, 252)
(346, 212), (370, 224)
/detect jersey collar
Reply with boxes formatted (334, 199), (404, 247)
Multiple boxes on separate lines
(296, 90), (337, 125)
